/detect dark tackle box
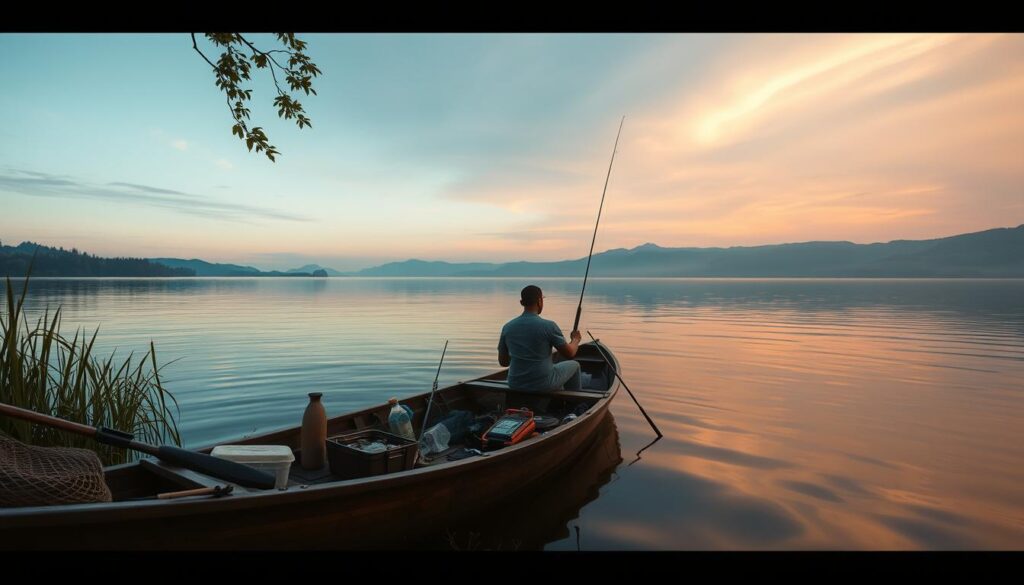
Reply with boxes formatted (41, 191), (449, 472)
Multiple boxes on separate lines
(326, 429), (418, 479)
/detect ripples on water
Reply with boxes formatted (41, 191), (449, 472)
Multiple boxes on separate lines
(8, 277), (1024, 549)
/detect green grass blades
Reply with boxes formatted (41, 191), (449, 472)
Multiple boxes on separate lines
(1, 272), (181, 465)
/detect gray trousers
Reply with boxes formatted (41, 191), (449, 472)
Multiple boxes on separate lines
(548, 360), (582, 391)
(508, 360), (581, 414)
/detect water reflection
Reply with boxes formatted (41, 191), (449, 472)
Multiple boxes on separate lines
(626, 434), (662, 467)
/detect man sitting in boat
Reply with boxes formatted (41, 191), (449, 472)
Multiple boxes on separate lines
(498, 285), (583, 397)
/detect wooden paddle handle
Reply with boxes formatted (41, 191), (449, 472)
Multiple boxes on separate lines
(158, 487), (216, 499)
(157, 485), (232, 499)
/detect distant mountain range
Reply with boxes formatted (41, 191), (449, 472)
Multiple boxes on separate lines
(4, 224), (1022, 278)
(343, 224), (1024, 278)
(149, 258), (261, 276)
(148, 258), (327, 277)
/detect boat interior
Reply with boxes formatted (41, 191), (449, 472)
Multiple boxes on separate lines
(102, 346), (617, 502)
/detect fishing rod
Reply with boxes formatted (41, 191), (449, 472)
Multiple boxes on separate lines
(573, 116), (625, 334)
(418, 339), (449, 447)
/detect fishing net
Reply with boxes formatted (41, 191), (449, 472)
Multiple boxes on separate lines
(0, 432), (112, 507)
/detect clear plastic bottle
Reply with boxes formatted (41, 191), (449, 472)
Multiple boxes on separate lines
(387, 398), (415, 440)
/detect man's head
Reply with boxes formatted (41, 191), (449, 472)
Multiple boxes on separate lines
(520, 285), (543, 313)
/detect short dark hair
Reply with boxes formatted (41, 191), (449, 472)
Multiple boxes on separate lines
(520, 285), (543, 306)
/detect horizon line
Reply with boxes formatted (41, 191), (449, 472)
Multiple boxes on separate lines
(3, 222), (1022, 273)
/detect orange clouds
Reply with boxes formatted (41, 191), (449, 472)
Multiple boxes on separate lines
(442, 34), (1024, 257)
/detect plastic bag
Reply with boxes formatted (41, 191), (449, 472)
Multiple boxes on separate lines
(434, 410), (474, 443)
(419, 423), (451, 455)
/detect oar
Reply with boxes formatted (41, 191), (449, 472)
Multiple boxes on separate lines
(586, 332), (663, 439)
(0, 402), (277, 490)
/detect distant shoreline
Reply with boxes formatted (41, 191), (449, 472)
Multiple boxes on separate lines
(14, 275), (1024, 281)
(4, 223), (1022, 279)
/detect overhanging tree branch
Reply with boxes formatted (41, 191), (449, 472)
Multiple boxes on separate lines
(191, 33), (321, 162)
(191, 33), (218, 70)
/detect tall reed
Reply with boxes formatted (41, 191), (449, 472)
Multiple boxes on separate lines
(1, 273), (180, 465)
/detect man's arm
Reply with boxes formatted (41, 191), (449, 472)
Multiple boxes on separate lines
(556, 330), (583, 358)
(498, 331), (510, 367)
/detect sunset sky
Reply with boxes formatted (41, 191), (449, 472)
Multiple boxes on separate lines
(1, 33), (1022, 270)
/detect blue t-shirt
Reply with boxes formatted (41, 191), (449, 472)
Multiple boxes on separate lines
(497, 311), (567, 390)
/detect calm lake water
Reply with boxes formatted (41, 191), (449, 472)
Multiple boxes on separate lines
(9, 277), (1024, 549)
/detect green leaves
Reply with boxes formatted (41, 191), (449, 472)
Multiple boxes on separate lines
(195, 32), (321, 162)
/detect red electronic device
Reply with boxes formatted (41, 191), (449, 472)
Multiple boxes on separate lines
(481, 408), (536, 449)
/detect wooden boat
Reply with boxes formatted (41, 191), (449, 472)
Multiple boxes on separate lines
(0, 341), (621, 549)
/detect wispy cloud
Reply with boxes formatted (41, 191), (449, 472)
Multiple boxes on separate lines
(214, 159), (234, 170)
(171, 139), (188, 151)
(106, 182), (191, 196)
(0, 169), (310, 223)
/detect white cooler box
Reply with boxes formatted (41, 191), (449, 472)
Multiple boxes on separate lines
(210, 445), (295, 490)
